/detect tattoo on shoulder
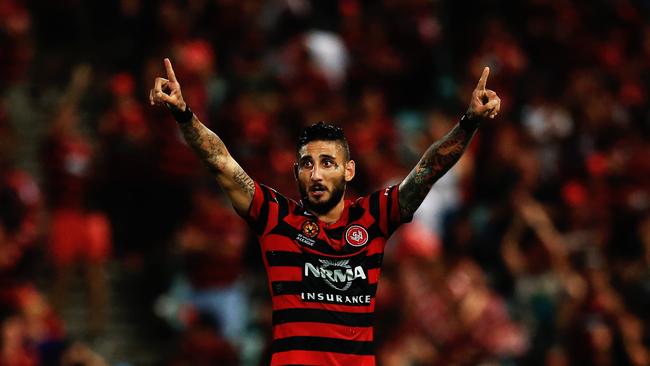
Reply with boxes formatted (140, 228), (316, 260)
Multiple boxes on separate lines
(233, 167), (255, 197)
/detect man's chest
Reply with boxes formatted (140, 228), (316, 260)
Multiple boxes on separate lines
(263, 215), (385, 306)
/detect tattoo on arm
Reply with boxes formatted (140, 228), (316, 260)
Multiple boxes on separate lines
(179, 117), (228, 174)
(399, 124), (477, 219)
(179, 116), (255, 198)
(233, 166), (255, 197)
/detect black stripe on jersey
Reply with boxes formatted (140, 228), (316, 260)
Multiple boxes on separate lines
(266, 251), (303, 267)
(271, 281), (379, 296)
(368, 191), (380, 224)
(366, 253), (383, 268)
(348, 204), (366, 222)
(272, 308), (375, 327)
(324, 227), (344, 240)
(272, 336), (375, 355)
(266, 252), (384, 269)
(276, 190), (290, 222)
(293, 200), (307, 216)
(269, 220), (298, 238)
(365, 223), (384, 242)
(272, 281), (303, 296)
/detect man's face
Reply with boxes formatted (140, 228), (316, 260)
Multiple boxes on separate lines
(296, 140), (355, 215)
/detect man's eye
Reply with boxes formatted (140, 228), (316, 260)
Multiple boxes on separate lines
(323, 160), (333, 167)
(301, 161), (313, 169)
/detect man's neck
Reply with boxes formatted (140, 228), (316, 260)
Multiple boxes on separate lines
(314, 198), (346, 224)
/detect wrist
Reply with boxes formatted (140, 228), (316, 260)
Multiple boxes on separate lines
(459, 111), (481, 131)
(168, 103), (193, 124)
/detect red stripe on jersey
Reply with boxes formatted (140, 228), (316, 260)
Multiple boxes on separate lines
(283, 212), (312, 229)
(248, 182), (265, 220)
(274, 322), (373, 341)
(261, 235), (302, 252)
(366, 240), (385, 256)
(271, 350), (376, 366)
(267, 266), (302, 282)
(272, 294), (376, 313)
(367, 268), (380, 283)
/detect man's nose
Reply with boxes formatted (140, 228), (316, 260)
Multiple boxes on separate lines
(310, 165), (323, 181)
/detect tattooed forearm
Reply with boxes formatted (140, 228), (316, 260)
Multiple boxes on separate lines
(233, 166), (255, 197)
(179, 117), (229, 175)
(399, 123), (477, 219)
(177, 115), (255, 211)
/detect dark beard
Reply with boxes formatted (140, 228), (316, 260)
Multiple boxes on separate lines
(299, 180), (346, 215)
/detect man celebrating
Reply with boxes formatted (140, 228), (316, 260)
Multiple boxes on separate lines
(150, 58), (500, 365)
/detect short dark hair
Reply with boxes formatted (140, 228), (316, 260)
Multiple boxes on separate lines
(296, 121), (350, 161)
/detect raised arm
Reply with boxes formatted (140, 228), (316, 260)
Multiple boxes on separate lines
(398, 67), (501, 219)
(149, 58), (254, 215)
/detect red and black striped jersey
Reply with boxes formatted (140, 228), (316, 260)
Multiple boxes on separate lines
(241, 182), (409, 366)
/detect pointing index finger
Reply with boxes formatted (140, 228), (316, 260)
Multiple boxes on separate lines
(476, 66), (490, 91)
(164, 58), (177, 83)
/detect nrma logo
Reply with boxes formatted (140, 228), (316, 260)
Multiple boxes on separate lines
(304, 259), (367, 291)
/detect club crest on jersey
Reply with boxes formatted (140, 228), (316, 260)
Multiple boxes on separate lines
(345, 225), (369, 247)
(301, 220), (319, 238)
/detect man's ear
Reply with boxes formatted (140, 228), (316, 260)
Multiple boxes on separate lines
(293, 163), (299, 181)
(344, 160), (356, 182)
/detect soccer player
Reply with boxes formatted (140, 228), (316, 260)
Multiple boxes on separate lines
(150, 58), (500, 365)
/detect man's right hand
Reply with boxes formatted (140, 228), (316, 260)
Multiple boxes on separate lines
(148, 58), (255, 215)
(149, 58), (187, 112)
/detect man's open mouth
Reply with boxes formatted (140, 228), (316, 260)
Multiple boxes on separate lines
(310, 184), (328, 196)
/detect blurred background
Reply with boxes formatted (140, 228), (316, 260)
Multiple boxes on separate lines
(1, 0), (649, 365)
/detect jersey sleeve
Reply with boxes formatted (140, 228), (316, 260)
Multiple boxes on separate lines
(367, 184), (412, 237)
(238, 182), (289, 236)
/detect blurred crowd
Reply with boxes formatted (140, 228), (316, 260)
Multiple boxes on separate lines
(1, 0), (649, 365)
